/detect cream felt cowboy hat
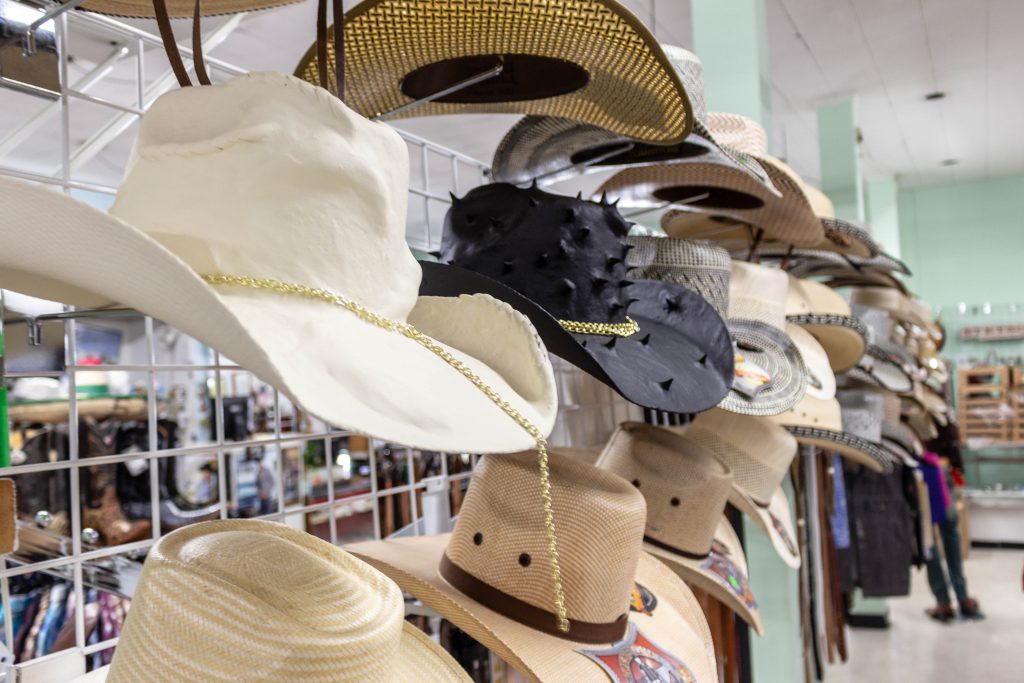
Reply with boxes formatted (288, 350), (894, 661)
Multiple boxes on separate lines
(294, 0), (694, 145)
(74, 520), (471, 682)
(348, 451), (717, 683)
(785, 275), (868, 374)
(682, 409), (801, 569)
(597, 422), (763, 634)
(491, 46), (776, 191)
(626, 236), (809, 416)
(0, 73), (559, 455)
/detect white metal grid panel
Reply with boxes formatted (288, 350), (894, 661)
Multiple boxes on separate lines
(0, 10), (639, 676)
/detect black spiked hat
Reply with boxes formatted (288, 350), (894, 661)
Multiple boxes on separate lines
(420, 183), (734, 414)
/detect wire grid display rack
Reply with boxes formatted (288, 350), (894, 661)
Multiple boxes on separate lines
(0, 9), (641, 677)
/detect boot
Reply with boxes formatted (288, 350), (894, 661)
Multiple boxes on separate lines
(81, 419), (151, 547)
(925, 603), (955, 623)
(82, 488), (152, 546)
(959, 597), (985, 621)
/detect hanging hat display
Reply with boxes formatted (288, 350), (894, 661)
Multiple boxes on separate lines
(349, 451), (717, 683)
(683, 409), (801, 569)
(293, 0), (694, 145)
(423, 183), (735, 414)
(625, 236), (809, 416)
(0, 73), (560, 455)
(784, 275), (868, 374)
(597, 422), (764, 633)
(490, 45), (776, 192)
(75, 520), (472, 682)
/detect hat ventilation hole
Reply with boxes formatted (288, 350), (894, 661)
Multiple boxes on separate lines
(609, 302), (624, 316)
(592, 277), (609, 291)
(698, 354), (708, 366)
(574, 226), (591, 243)
(659, 378), (674, 391)
(518, 553), (532, 568)
(606, 256), (623, 271)
(640, 333), (651, 346)
(632, 479), (641, 487)
(604, 337), (618, 350)
(473, 532), (483, 546)
(665, 297), (681, 313)
(671, 497), (681, 507)
(618, 280), (634, 289)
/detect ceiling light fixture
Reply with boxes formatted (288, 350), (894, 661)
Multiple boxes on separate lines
(941, 158), (958, 166)
(925, 91), (946, 101)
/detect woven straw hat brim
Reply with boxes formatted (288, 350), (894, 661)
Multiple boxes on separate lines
(654, 159), (825, 247)
(646, 516), (764, 635)
(293, 0), (693, 143)
(0, 177), (557, 455)
(719, 320), (808, 416)
(786, 314), (867, 374)
(848, 288), (931, 329)
(782, 250), (911, 277)
(420, 261), (735, 414)
(841, 360), (914, 396)
(817, 218), (879, 259)
(784, 426), (892, 473)
(79, 0), (294, 18)
(728, 486), (800, 569)
(349, 537), (717, 683)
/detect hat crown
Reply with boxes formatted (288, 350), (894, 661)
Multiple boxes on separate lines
(441, 183), (636, 324)
(852, 304), (895, 345)
(705, 112), (768, 157)
(626, 236), (731, 317)
(728, 261), (788, 329)
(445, 451), (646, 626)
(837, 390), (884, 443)
(109, 73), (420, 320)
(785, 276), (852, 318)
(108, 520), (405, 681)
(598, 423), (732, 556)
(686, 409), (797, 506)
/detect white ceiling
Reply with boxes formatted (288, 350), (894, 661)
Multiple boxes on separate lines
(1, 0), (1018, 192)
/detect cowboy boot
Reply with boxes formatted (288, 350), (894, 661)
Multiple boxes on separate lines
(81, 419), (151, 546)
(959, 597), (985, 621)
(925, 603), (955, 623)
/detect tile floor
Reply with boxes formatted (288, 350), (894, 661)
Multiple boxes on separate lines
(825, 547), (1024, 682)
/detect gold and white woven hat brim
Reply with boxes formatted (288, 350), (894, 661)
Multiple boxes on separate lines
(0, 74), (557, 455)
(80, 0), (295, 18)
(645, 515), (764, 634)
(771, 396), (893, 473)
(294, 0), (693, 144)
(349, 538), (717, 683)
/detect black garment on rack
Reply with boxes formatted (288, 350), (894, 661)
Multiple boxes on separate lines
(926, 419), (965, 472)
(840, 463), (914, 597)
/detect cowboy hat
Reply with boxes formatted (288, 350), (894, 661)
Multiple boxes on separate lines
(783, 249), (911, 278)
(848, 287), (935, 332)
(75, 520), (471, 682)
(294, 0), (694, 145)
(423, 183), (735, 414)
(840, 306), (917, 395)
(0, 73), (558, 454)
(597, 422), (764, 634)
(348, 450), (717, 683)
(79, 0), (294, 18)
(784, 275), (868, 374)
(682, 409), (801, 569)
(625, 236), (809, 416)
(490, 46), (776, 191)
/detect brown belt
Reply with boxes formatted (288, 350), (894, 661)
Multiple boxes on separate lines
(439, 553), (628, 644)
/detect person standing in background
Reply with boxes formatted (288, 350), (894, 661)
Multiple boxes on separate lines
(255, 456), (276, 516)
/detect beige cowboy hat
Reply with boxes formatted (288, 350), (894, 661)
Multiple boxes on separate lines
(597, 422), (764, 634)
(682, 409), (801, 569)
(785, 275), (868, 374)
(74, 520), (470, 682)
(349, 451), (717, 683)
(0, 73), (558, 455)
(294, 0), (694, 145)
(848, 287), (936, 335)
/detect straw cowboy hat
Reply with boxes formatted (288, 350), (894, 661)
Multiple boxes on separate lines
(840, 306), (916, 395)
(424, 183), (735, 414)
(0, 73), (558, 455)
(683, 409), (801, 569)
(294, 0), (694, 145)
(784, 249), (911, 278)
(349, 451), (717, 683)
(80, 0), (293, 18)
(835, 390), (903, 468)
(848, 287), (935, 333)
(784, 275), (868, 374)
(597, 422), (764, 634)
(490, 46), (776, 192)
(625, 237), (809, 416)
(75, 520), (471, 682)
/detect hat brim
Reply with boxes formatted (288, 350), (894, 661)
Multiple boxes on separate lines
(784, 426), (892, 473)
(786, 314), (867, 374)
(815, 218), (878, 259)
(841, 362), (914, 396)
(645, 516), (764, 635)
(348, 536), (717, 683)
(79, 0), (294, 18)
(0, 177), (557, 454)
(294, 0), (693, 144)
(71, 621), (462, 683)
(729, 486), (800, 570)
(719, 320), (808, 417)
(420, 261), (735, 414)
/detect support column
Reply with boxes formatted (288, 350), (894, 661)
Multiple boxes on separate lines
(817, 99), (865, 220)
(865, 176), (901, 257)
(692, 3), (802, 682)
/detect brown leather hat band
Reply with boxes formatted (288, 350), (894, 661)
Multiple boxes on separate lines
(643, 535), (710, 562)
(439, 553), (628, 644)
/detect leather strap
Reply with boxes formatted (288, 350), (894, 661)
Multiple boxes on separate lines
(192, 0), (211, 86)
(316, 0), (328, 91)
(439, 553), (628, 644)
(332, 0), (344, 99)
(153, 0), (192, 88)
(643, 535), (710, 562)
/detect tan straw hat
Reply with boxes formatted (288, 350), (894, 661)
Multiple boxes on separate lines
(349, 451), (717, 683)
(772, 394), (894, 473)
(78, 520), (471, 682)
(0, 73), (559, 455)
(597, 423), (764, 634)
(79, 0), (294, 18)
(683, 409), (801, 569)
(294, 0), (693, 144)
(848, 287), (934, 331)
(785, 275), (868, 374)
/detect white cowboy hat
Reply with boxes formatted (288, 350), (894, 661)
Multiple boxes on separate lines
(0, 72), (558, 454)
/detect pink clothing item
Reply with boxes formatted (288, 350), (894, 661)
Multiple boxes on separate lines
(922, 450), (952, 512)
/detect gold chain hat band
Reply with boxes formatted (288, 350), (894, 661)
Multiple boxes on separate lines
(202, 274), (569, 632)
(558, 316), (640, 337)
